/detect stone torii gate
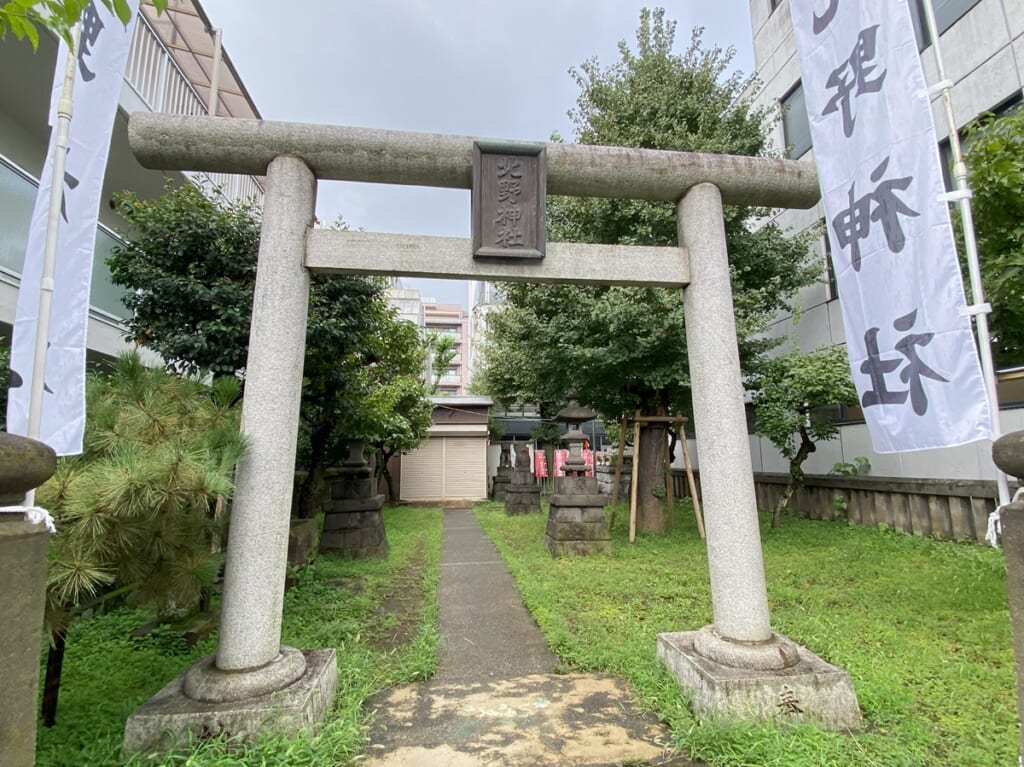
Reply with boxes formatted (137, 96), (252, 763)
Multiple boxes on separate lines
(122, 114), (860, 751)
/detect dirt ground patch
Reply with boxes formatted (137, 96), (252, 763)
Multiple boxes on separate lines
(368, 543), (427, 653)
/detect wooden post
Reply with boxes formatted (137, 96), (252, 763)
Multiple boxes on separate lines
(629, 410), (641, 544)
(681, 429), (705, 539)
(609, 415), (628, 529)
(665, 432), (675, 530)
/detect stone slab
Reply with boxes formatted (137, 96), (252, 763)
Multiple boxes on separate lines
(324, 495), (385, 514)
(548, 493), (609, 508)
(331, 478), (376, 500)
(543, 537), (612, 557)
(656, 631), (861, 731)
(122, 648), (337, 756)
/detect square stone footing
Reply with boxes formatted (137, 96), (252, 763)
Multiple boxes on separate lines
(657, 632), (861, 731)
(122, 648), (338, 756)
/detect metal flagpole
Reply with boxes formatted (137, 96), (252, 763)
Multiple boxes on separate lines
(24, 25), (80, 508)
(919, 0), (1011, 510)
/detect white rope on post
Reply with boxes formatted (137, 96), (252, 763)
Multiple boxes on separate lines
(0, 506), (57, 534)
(919, 0), (1012, 511)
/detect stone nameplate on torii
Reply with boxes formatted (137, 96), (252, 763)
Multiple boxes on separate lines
(472, 140), (546, 260)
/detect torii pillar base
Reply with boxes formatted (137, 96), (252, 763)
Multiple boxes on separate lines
(657, 629), (861, 731)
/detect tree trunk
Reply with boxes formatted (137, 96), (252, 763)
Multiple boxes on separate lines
(41, 629), (67, 728)
(635, 423), (667, 534)
(296, 422), (333, 519)
(771, 426), (817, 528)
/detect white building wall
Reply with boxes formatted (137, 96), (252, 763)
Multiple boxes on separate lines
(745, 0), (1024, 482)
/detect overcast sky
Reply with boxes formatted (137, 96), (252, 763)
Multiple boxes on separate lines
(199, 1), (757, 306)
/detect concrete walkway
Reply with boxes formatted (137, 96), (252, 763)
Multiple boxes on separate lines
(365, 508), (695, 767)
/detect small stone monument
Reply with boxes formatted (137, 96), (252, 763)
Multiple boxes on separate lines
(992, 431), (1024, 763)
(504, 442), (541, 515)
(0, 432), (57, 767)
(491, 441), (512, 501)
(320, 440), (387, 557)
(544, 399), (610, 556)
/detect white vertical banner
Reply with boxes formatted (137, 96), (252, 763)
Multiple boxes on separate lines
(790, 0), (991, 453)
(7, 1), (138, 455)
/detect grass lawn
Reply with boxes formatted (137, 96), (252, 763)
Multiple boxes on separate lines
(34, 506), (443, 767)
(474, 499), (1017, 767)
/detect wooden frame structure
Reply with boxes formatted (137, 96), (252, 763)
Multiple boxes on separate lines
(611, 412), (705, 543)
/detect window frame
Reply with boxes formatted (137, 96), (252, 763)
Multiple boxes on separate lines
(780, 81), (813, 160)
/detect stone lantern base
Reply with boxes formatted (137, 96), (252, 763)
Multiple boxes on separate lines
(320, 474), (387, 558)
(491, 466), (512, 501)
(543, 475), (610, 556)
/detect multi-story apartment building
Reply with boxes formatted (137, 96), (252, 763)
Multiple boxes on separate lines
(424, 298), (471, 396)
(0, 0), (263, 364)
(747, 0), (1024, 481)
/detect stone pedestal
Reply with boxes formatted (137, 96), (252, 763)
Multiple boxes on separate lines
(595, 461), (631, 502)
(657, 630), (862, 731)
(123, 648), (337, 754)
(504, 473), (541, 514)
(0, 432), (57, 767)
(492, 442), (513, 501)
(992, 431), (1024, 762)
(321, 474), (387, 558)
(0, 517), (52, 766)
(544, 475), (610, 556)
(492, 466), (512, 501)
(505, 444), (541, 515)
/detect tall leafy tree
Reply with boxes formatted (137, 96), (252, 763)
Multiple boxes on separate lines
(108, 184), (432, 518)
(481, 8), (817, 532)
(962, 108), (1024, 367)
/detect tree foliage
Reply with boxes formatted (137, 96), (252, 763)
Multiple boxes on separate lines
(110, 183), (260, 377)
(0, 0), (165, 50)
(108, 183), (432, 518)
(750, 345), (857, 526)
(480, 8), (817, 531)
(962, 108), (1024, 366)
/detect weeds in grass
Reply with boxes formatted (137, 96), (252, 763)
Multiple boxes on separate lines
(35, 506), (442, 767)
(474, 499), (1016, 767)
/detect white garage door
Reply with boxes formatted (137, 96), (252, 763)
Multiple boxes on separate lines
(401, 436), (486, 502)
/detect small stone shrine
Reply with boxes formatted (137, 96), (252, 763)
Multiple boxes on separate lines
(491, 441), (512, 501)
(544, 400), (610, 556)
(320, 440), (387, 557)
(504, 442), (541, 515)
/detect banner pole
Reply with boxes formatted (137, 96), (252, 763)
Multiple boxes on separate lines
(24, 25), (80, 507)
(919, 0), (1011, 508)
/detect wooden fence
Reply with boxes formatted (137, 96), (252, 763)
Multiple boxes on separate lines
(671, 470), (1007, 544)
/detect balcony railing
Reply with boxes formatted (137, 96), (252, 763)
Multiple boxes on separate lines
(123, 15), (263, 205)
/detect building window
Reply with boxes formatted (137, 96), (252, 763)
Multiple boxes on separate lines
(908, 0), (982, 50)
(781, 82), (812, 159)
(938, 93), (1023, 190)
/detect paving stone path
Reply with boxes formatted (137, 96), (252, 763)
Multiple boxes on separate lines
(364, 508), (697, 767)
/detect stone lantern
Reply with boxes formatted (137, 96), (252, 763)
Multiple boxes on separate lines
(543, 397), (610, 556)
(556, 398), (594, 476)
